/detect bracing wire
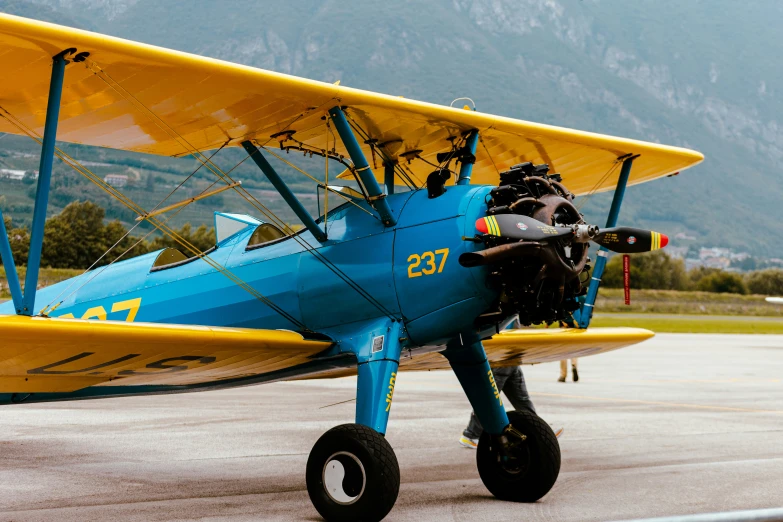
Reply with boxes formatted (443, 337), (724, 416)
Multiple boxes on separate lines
(0, 108), (306, 330)
(42, 166), (229, 315)
(75, 63), (399, 321)
(575, 160), (622, 212)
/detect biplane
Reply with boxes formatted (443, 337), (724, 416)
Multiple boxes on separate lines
(0, 13), (702, 522)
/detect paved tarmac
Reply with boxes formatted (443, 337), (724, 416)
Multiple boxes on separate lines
(0, 333), (782, 521)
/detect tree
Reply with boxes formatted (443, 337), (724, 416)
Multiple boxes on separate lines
(3, 201), (216, 270)
(148, 223), (216, 254)
(696, 272), (748, 294)
(2, 216), (29, 266)
(745, 269), (783, 296)
(688, 266), (721, 288)
(41, 201), (109, 269)
(602, 250), (688, 290)
(103, 219), (150, 264)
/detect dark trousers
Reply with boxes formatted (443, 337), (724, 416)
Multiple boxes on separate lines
(462, 366), (536, 439)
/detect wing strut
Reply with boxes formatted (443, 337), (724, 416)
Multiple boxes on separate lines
(240, 141), (327, 242)
(0, 211), (23, 311)
(3, 49), (75, 315)
(456, 130), (479, 185)
(328, 107), (397, 226)
(383, 161), (396, 195)
(575, 154), (638, 328)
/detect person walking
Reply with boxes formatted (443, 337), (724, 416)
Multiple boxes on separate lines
(459, 365), (542, 448)
(558, 358), (578, 382)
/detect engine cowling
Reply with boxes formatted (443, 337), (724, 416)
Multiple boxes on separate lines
(466, 162), (590, 327)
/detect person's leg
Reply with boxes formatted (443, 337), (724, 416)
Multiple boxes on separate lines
(461, 367), (512, 441)
(462, 412), (483, 440)
(559, 360), (567, 382)
(500, 366), (536, 414)
(572, 358), (579, 382)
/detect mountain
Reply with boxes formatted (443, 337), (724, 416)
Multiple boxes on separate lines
(1, 0), (782, 256)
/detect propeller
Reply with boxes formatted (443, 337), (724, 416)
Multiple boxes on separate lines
(592, 227), (668, 253)
(474, 214), (668, 254)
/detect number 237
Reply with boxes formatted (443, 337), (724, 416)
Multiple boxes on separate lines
(407, 249), (449, 278)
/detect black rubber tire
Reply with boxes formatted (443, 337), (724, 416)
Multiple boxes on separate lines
(306, 423), (400, 522)
(476, 409), (561, 502)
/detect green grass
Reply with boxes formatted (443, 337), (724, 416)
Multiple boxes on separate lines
(592, 313), (783, 334)
(597, 288), (783, 316)
(0, 267), (82, 298)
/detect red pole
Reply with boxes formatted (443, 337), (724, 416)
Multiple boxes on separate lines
(623, 255), (631, 305)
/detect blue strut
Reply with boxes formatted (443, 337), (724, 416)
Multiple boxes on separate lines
(241, 141), (327, 242)
(353, 319), (403, 434)
(456, 130), (479, 186)
(442, 331), (510, 435)
(0, 209), (23, 312)
(577, 155), (636, 328)
(384, 161), (396, 195)
(328, 107), (397, 226)
(22, 50), (69, 315)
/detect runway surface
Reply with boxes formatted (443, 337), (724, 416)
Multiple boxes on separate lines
(1, 333), (782, 521)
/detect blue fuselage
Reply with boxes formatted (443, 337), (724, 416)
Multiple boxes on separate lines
(0, 185), (500, 347)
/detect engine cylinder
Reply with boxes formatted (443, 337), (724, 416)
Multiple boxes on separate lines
(477, 163), (590, 326)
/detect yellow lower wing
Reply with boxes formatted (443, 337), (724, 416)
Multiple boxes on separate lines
(397, 327), (653, 371)
(481, 326), (653, 365)
(299, 327), (653, 380)
(0, 315), (331, 393)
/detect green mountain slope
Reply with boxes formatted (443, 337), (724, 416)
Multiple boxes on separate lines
(2, 0), (782, 256)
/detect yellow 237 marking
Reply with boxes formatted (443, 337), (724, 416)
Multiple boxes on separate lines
(57, 297), (142, 322)
(407, 248), (449, 278)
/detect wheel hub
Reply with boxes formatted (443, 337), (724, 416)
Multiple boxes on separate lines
(495, 426), (531, 475)
(322, 451), (366, 505)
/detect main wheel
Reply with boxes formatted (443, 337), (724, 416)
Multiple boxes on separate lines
(476, 409), (560, 502)
(306, 423), (400, 522)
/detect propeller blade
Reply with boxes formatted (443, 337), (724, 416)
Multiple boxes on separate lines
(593, 227), (668, 253)
(476, 214), (573, 241)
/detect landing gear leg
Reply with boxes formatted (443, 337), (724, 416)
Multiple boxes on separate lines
(442, 332), (560, 502)
(306, 320), (403, 521)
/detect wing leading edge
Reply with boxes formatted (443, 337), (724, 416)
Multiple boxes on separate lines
(0, 14), (703, 196)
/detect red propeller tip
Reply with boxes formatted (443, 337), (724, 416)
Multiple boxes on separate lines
(660, 234), (668, 248)
(475, 218), (488, 234)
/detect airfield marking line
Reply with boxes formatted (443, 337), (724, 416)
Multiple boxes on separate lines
(358, 381), (783, 415)
(527, 377), (783, 385)
(531, 392), (783, 414)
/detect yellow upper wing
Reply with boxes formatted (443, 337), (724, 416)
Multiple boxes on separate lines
(0, 315), (331, 393)
(0, 14), (702, 195)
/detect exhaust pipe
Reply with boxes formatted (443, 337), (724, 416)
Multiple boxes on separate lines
(459, 242), (541, 267)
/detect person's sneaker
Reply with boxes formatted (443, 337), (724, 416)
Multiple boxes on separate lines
(459, 435), (478, 449)
(553, 427), (564, 438)
(573, 368), (579, 382)
(558, 376), (566, 382)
